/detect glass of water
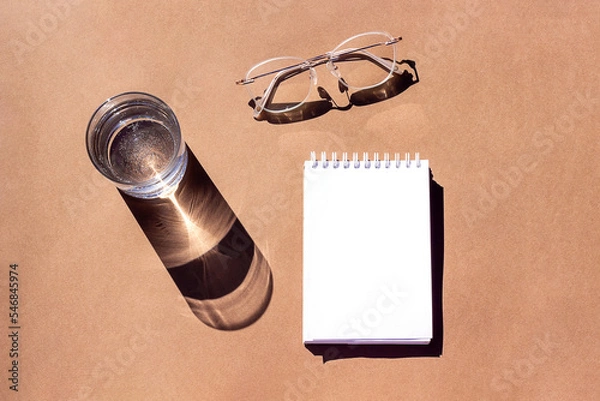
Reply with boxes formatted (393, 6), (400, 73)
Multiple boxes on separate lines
(86, 92), (188, 199)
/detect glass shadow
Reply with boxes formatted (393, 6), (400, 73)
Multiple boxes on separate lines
(120, 146), (273, 331)
(305, 173), (444, 361)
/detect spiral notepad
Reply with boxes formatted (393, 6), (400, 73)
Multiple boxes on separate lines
(303, 151), (432, 344)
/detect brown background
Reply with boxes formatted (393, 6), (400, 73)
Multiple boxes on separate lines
(1, 1), (598, 400)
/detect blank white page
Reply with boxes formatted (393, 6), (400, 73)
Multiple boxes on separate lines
(303, 154), (432, 344)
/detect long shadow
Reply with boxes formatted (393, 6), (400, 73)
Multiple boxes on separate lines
(120, 146), (273, 331)
(305, 173), (444, 362)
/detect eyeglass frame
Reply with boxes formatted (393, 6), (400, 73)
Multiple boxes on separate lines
(236, 32), (403, 122)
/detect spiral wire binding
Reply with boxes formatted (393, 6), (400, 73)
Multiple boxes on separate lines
(309, 151), (422, 169)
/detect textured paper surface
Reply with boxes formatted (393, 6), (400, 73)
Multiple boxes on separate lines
(0, 1), (598, 400)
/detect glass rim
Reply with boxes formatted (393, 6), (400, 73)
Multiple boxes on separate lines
(85, 91), (185, 196)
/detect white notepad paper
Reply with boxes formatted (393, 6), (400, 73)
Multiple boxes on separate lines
(303, 152), (432, 344)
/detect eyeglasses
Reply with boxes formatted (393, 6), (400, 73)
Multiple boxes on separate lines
(236, 32), (414, 124)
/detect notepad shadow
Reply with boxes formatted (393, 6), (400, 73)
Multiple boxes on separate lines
(305, 175), (444, 362)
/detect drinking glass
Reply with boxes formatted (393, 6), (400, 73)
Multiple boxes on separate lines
(85, 92), (272, 330)
(86, 92), (188, 199)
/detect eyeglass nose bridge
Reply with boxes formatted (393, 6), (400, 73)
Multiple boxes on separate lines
(326, 59), (341, 79)
(308, 66), (318, 86)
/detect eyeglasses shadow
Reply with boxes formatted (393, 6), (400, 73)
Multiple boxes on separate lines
(252, 59), (420, 124)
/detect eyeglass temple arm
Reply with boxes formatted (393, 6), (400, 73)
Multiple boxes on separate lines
(236, 36), (402, 85)
(236, 56), (324, 86)
(330, 36), (401, 61)
(334, 50), (398, 73)
(236, 66), (299, 86)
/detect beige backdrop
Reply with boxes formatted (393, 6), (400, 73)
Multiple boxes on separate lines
(1, 1), (598, 400)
